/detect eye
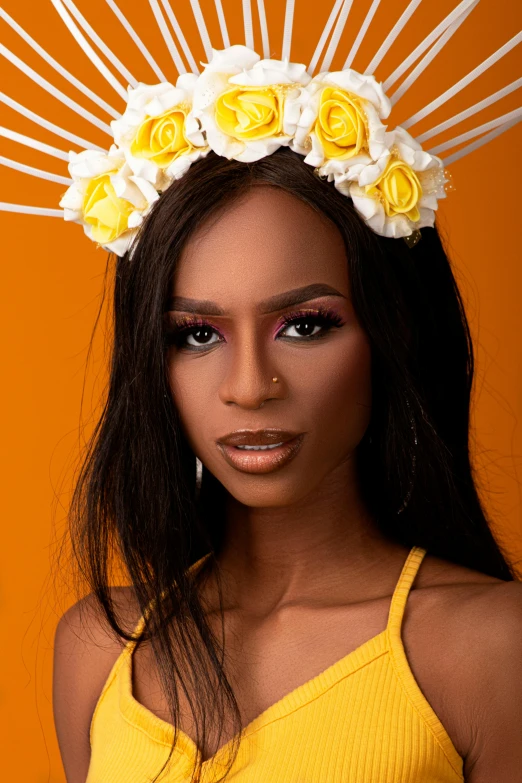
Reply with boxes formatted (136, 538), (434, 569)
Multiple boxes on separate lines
(164, 318), (223, 351)
(276, 308), (344, 341)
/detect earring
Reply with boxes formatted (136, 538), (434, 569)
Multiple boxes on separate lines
(195, 456), (203, 496)
(396, 397), (418, 515)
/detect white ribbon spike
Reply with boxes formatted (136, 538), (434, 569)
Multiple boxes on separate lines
(50, 0), (127, 100)
(160, 1), (199, 74)
(214, 0), (230, 49)
(429, 107), (522, 155)
(365, 0), (423, 75)
(417, 78), (522, 143)
(443, 113), (522, 166)
(0, 92), (104, 151)
(189, 0), (213, 63)
(60, 0), (137, 87)
(383, 0), (480, 92)
(308, 0), (344, 75)
(0, 126), (69, 161)
(282, 0), (295, 61)
(0, 7), (118, 118)
(403, 31), (522, 129)
(321, 0), (354, 72)
(343, 0), (381, 69)
(148, 0), (186, 74)
(390, 0), (478, 106)
(0, 155), (72, 186)
(0, 44), (113, 135)
(104, 0), (167, 82)
(256, 0), (270, 59)
(243, 0), (254, 51)
(0, 202), (64, 217)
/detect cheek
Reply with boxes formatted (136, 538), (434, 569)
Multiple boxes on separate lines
(307, 329), (372, 452)
(167, 354), (214, 452)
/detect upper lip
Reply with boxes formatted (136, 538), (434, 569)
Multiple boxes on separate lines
(217, 429), (301, 446)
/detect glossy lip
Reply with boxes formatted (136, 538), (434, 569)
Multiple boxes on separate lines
(216, 428), (301, 447)
(216, 433), (305, 474)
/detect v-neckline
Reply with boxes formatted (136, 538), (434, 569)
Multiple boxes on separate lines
(117, 545), (423, 771)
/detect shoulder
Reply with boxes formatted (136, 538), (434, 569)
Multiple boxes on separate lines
(409, 554), (522, 777)
(53, 587), (141, 783)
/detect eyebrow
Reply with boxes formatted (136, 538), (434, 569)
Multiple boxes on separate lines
(166, 283), (346, 316)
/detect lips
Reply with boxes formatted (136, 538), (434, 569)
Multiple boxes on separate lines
(217, 429), (301, 447)
(216, 431), (305, 474)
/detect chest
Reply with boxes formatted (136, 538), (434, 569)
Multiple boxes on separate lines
(131, 593), (467, 764)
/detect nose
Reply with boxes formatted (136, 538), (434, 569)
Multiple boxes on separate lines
(218, 324), (282, 409)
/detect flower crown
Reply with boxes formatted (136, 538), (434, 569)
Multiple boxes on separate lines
(1, 0), (520, 257)
(60, 46), (448, 255)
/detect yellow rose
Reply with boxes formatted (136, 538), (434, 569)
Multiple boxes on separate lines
(83, 174), (134, 245)
(131, 105), (194, 168)
(215, 85), (284, 141)
(365, 159), (423, 221)
(314, 87), (369, 160)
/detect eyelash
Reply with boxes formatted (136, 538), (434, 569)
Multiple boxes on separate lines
(164, 306), (344, 352)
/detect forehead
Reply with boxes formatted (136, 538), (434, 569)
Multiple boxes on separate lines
(174, 186), (350, 303)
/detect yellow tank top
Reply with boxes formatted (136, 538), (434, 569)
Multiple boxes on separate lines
(86, 545), (465, 783)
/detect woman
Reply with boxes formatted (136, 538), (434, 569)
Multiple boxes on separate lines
(52, 147), (522, 783)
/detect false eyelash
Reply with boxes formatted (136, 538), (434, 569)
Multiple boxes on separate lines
(163, 305), (345, 349)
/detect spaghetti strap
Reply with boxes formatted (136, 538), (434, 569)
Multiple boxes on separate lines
(123, 551), (212, 657)
(387, 546), (427, 639)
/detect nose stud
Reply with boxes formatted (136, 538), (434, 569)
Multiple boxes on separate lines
(272, 377), (278, 382)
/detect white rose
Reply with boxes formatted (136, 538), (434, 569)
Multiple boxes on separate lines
(340, 127), (447, 239)
(290, 69), (391, 175)
(191, 45), (311, 163)
(59, 146), (160, 255)
(111, 77), (208, 189)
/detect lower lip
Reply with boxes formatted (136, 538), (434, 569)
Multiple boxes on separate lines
(217, 434), (304, 474)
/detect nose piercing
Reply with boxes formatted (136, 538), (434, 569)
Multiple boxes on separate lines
(272, 377), (278, 382)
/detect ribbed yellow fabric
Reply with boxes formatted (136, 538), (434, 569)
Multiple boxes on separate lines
(86, 546), (464, 783)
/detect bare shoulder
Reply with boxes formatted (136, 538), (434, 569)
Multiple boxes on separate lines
(53, 586), (141, 783)
(405, 553), (522, 778)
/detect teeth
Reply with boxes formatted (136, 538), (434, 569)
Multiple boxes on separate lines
(236, 442), (284, 450)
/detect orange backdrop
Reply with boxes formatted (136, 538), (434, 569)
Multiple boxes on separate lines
(1, 0), (521, 778)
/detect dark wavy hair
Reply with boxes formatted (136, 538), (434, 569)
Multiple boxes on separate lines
(67, 145), (516, 783)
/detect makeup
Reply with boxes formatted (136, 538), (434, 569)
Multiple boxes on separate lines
(217, 434), (304, 474)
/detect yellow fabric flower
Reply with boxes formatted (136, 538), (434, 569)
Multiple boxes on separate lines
(365, 158), (423, 222)
(314, 87), (369, 160)
(130, 106), (194, 169)
(83, 174), (134, 245)
(215, 85), (284, 141)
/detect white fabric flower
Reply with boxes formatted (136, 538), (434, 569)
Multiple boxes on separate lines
(190, 45), (311, 163)
(59, 145), (160, 256)
(290, 69), (391, 176)
(336, 127), (447, 239)
(111, 76), (208, 189)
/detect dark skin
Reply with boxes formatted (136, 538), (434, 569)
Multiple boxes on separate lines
(53, 186), (522, 782)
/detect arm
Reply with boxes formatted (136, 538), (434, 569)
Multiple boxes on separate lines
(464, 581), (522, 782)
(52, 588), (138, 783)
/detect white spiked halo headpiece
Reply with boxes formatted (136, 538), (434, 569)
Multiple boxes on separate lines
(0, 0), (520, 255)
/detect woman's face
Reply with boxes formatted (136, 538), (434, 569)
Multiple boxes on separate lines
(166, 186), (372, 507)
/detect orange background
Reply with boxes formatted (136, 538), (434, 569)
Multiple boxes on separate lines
(1, 0), (521, 778)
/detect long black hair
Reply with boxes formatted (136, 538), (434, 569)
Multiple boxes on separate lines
(66, 145), (516, 782)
